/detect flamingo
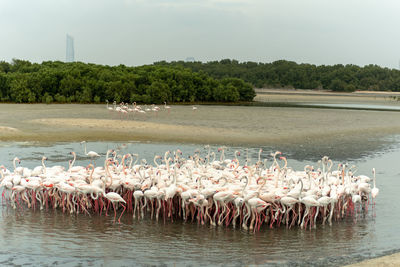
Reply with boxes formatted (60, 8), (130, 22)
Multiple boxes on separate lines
(81, 141), (100, 164)
(164, 101), (171, 113)
(104, 192), (126, 223)
(106, 100), (114, 111)
(0, 147), (379, 230)
(371, 168), (379, 203)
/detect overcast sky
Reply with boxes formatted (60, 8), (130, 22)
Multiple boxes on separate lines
(1, 0), (399, 68)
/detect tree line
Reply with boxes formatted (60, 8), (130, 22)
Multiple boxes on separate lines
(155, 59), (400, 92)
(0, 59), (255, 103)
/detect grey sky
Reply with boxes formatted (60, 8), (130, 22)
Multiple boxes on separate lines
(1, 0), (399, 68)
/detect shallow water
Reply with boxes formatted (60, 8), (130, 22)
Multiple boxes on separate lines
(0, 140), (399, 266)
(300, 103), (400, 111)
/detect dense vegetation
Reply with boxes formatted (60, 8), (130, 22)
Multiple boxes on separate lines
(2, 58), (399, 104)
(155, 59), (400, 92)
(0, 60), (255, 103)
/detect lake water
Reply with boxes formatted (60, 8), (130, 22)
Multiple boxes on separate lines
(0, 139), (399, 266)
(299, 103), (400, 111)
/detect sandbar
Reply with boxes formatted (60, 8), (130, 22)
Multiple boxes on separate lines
(344, 252), (400, 267)
(0, 90), (400, 148)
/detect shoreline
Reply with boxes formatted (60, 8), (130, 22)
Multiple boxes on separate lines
(256, 88), (400, 97)
(344, 252), (400, 266)
(1, 92), (400, 146)
(0, 107), (400, 145)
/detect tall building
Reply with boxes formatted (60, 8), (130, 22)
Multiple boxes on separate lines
(66, 34), (74, 62)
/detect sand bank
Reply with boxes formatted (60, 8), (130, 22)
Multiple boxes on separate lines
(0, 126), (20, 133)
(345, 252), (400, 267)
(0, 102), (399, 146)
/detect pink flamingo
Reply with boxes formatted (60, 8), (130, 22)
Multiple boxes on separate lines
(104, 191), (126, 223)
(164, 101), (171, 114)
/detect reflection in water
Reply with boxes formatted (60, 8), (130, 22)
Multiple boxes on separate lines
(0, 140), (399, 266)
(0, 207), (371, 266)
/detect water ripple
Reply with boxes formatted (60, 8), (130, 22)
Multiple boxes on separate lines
(0, 141), (399, 266)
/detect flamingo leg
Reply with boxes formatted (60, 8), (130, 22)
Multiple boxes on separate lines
(118, 203), (126, 223)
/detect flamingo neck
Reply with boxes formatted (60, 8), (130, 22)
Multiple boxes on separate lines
(299, 179), (304, 200)
(105, 150), (111, 160)
(121, 155), (127, 168)
(154, 156), (160, 168)
(0, 168), (4, 181)
(172, 165), (177, 185)
(242, 177), (248, 194)
(83, 142), (87, 155)
(220, 149), (225, 162)
(258, 178), (266, 191)
(127, 154), (133, 169)
(198, 176), (203, 188)
(132, 154), (139, 166)
(71, 153), (76, 169)
(105, 161), (114, 187)
(42, 158), (47, 174)
(234, 151), (239, 162)
(373, 170), (376, 188)
(88, 165), (94, 183)
(137, 166), (145, 182)
(274, 170), (280, 188)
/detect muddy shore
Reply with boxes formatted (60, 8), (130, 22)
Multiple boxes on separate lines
(1, 91), (400, 148)
(345, 252), (400, 267)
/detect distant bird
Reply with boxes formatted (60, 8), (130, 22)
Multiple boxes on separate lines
(106, 100), (113, 111)
(164, 102), (171, 113)
(192, 106), (198, 111)
(371, 168), (379, 203)
(80, 141), (100, 164)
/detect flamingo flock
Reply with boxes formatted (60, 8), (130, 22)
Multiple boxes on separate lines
(106, 100), (197, 119)
(106, 100), (174, 119)
(0, 145), (379, 230)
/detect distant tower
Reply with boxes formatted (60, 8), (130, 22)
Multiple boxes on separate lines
(66, 34), (75, 62)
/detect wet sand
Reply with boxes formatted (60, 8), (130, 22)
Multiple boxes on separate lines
(345, 252), (400, 267)
(1, 92), (400, 147)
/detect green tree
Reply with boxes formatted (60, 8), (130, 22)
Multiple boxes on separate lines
(9, 74), (32, 103)
(146, 81), (170, 103)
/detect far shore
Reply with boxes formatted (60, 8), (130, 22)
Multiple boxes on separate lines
(256, 88), (400, 97)
(255, 88), (400, 106)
